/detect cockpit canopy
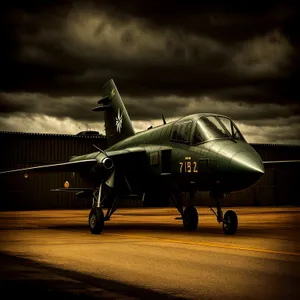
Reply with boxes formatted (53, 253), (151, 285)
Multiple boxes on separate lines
(171, 115), (245, 144)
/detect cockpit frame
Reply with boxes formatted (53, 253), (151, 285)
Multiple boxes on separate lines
(170, 114), (245, 145)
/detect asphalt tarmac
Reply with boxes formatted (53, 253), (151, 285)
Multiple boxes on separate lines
(0, 207), (300, 299)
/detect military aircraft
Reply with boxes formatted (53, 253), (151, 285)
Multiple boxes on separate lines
(1, 79), (299, 235)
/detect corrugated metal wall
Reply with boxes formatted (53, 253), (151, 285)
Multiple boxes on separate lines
(0, 132), (299, 210)
(0, 132), (106, 210)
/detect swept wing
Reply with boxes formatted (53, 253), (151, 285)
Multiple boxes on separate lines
(0, 159), (97, 175)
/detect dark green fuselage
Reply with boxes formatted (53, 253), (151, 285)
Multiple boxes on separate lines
(74, 113), (264, 196)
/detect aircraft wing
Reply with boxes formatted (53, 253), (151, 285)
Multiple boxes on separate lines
(104, 147), (147, 174)
(0, 146), (160, 181)
(0, 159), (97, 175)
(106, 147), (146, 162)
(106, 146), (172, 170)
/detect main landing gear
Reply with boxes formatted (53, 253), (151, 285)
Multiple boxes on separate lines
(170, 188), (199, 231)
(88, 181), (119, 234)
(183, 206), (198, 231)
(171, 185), (238, 235)
(89, 207), (104, 234)
(209, 191), (238, 235)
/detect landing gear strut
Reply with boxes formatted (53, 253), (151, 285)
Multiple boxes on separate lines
(89, 182), (105, 234)
(209, 191), (238, 235)
(88, 181), (119, 234)
(104, 195), (119, 221)
(170, 185), (199, 231)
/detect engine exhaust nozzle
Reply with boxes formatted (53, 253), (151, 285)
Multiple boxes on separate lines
(101, 157), (114, 170)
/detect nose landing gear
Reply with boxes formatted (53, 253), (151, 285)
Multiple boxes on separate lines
(210, 191), (238, 235)
(222, 210), (238, 235)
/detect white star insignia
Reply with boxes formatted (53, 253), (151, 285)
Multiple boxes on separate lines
(115, 108), (123, 133)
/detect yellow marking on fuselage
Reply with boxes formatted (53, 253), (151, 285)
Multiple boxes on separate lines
(107, 233), (300, 257)
(180, 159), (198, 173)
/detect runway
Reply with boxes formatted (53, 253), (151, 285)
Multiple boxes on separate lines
(1, 207), (300, 299)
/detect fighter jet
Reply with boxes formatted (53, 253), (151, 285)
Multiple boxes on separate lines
(1, 79), (299, 235)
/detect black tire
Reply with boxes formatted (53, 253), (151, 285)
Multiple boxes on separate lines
(88, 207), (104, 234)
(183, 206), (198, 231)
(223, 210), (238, 235)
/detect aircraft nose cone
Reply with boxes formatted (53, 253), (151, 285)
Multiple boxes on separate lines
(228, 151), (265, 190)
(230, 151), (265, 175)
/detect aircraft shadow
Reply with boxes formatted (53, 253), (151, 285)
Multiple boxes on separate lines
(0, 252), (186, 299)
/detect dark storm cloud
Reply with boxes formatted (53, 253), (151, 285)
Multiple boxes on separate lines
(122, 95), (300, 122)
(1, 91), (299, 124)
(0, 1), (299, 143)
(1, 1), (298, 100)
(0, 92), (99, 122)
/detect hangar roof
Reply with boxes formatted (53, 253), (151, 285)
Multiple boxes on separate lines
(0, 131), (105, 139)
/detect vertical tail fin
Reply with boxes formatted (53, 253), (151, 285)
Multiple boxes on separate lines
(93, 79), (135, 147)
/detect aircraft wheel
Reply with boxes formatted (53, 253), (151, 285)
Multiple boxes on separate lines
(88, 207), (104, 234)
(183, 206), (198, 231)
(223, 210), (238, 235)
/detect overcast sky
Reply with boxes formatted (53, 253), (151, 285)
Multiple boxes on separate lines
(1, 1), (299, 144)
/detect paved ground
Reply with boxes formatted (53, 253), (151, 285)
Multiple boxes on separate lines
(0, 207), (300, 299)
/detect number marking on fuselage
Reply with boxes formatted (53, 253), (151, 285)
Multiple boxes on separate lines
(179, 157), (198, 173)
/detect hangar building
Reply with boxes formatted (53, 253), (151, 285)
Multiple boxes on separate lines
(0, 131), (299, 210)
